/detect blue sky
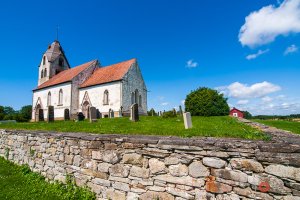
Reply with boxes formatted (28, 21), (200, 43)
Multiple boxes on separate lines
(0, 0), (299, 115)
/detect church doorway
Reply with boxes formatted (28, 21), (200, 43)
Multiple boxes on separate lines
(35, 104), (44, 122)
(82, 101), (90, 119)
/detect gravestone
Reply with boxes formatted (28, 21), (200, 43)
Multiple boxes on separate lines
(47, 106), (54, 122)
(96, 109), (101, 119)
(109, 109), (114, 118)
(64, 109), (70, 121)
(77, 112), (85, 121)
(183, 112), (192, 129)
(89, 107), (97, 122)
(179, 105), (183, 115)
(130, 103), (139, 122)
(173, 108), (177, 116)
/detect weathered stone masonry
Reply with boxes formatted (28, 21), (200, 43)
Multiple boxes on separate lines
(1, 129), (300, 200)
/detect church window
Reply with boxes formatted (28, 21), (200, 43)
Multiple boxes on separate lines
(41, 70), (44, 78)
(134, 89), (139, 105)
(43, 56), (46, 65)
(59, 58), (64, 67)
(58, 89), (63, 105)
(103, 90), (109, 105)
(131, 92), (134, 104)
(47, 92), (51, 106)
(44, 68), (47, 77)
(139, 95), (142, 107)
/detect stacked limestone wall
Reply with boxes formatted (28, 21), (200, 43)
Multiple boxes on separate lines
(0, 129), (300, 200)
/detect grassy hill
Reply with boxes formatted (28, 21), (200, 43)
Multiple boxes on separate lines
(253, 119), (300, 134)
(0, 116), (267, 140)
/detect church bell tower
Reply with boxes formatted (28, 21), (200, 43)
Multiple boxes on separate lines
(38, 40), (70, 86)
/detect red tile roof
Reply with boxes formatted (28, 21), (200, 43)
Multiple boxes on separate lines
(80, 58), (136, 88)
(35, 60), (96, 90)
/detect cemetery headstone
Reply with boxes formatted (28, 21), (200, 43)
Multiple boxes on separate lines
(109, 109), (114, 118)
(173, 108), (177, 116)
(64, 109), (70, 120)
(119, 106), (123, 117)
(47, 106), (54, 122)
(89, 107), (97, 122)
(96, 109), (101, 119)
(183, 112), (192, 129)
(130, 103), (139, 122)
(77, 112), (85, 121)
(179, 105), (183, 115)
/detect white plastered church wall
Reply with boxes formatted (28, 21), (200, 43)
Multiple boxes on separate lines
(32, 82), (72, 120)
(78, 81), (121, 116)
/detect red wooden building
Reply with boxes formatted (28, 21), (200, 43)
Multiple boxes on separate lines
(229, 108), (244, 118)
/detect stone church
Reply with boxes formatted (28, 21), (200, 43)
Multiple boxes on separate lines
(31, 40), (147, 121)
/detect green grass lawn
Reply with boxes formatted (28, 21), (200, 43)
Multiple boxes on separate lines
(253, 119), (300, 134)
(0, 157), (95, 200)
(0, 116), (267, 140)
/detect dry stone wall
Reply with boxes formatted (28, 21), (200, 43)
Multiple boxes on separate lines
(1, 129), (300, 200)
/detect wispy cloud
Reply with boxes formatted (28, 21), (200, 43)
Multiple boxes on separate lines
(186, 59), (198, 68)
(284, 44), (298, 55)
(161, 102), (169, 106)
(239, 0), (300, 47)
(246, 49), (269, 60)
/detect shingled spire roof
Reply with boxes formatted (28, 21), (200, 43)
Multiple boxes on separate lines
(44, 40), (70, 67)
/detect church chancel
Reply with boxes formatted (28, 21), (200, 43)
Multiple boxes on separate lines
(31, 40), (147, 121)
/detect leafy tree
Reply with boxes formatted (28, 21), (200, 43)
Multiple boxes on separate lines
(18, 105), (32, 122)
(0, 106), (4, 120)
(242, 111), (252, 119)
(185, 87), (229, 116)
(4, 106), (15, 115)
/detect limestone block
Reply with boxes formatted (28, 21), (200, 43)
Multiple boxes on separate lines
(149, 158), (166, 174)
(130, 166), (150, 179)
(139, 191), (175, 200)
(153, 175), (204, 188)
(203, 157), (227, 168)
(102, 150), (121, 164)
(188, 161), (209, 178)
(109, 164), (130, 177)
(169, 164), (188, 177)
(265, 164), (300, 182)
(230, 158), (264, 172)
(211, 169), (248, 183)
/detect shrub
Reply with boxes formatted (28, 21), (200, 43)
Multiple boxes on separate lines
(185, 87), (229, 116)
(162, 110), (177, 118)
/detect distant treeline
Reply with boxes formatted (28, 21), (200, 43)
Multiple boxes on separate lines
(253, 114), (300, 120)
(0, 105), (32, 122)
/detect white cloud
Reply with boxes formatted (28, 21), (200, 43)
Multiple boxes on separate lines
(161, 102), (169, 106)
(237, 100), (249, 105)
(262, 96), (273, 102)
(239, 0), (300, 47)
(186, 59), (198, 68)
(284, 44), (298, 55)
(246, 49), (269, 60)
(224, 81), (281, 98)
(181, 100), (185, 105)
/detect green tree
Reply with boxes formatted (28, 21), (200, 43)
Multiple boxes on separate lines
(185, 87), (229, 116)
(242, 111), (252, 119)
(0, 106), (4, 120)
(4, 106), (15, 115)
(18, 105), (32, 122)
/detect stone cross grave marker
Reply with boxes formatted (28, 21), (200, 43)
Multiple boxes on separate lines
(47, 106), (54, 122)
(183, 112), (192, 129)
(119, 106), (123, 117)
(130, 103), (139, 122)
(89, 107), (97, 122)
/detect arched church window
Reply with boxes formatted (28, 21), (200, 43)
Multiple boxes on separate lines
(135, 89), (139, 105)
(131, 92), (134, 104)
(41, 70), (44, 78)
(47, 92), (51, 106)
(103, 90), (109, 105)
(44, 68), (47, 77)
(43, 56), (46, 65)
(58, 89), (63, 105)
(139, 95), (142, 107)
(59, 58), (64, 67)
